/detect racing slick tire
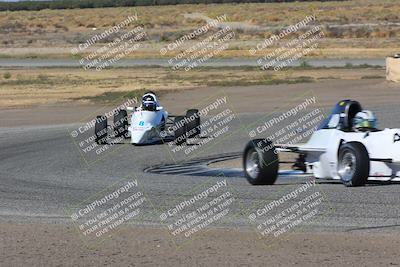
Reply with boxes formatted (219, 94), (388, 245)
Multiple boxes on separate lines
(338, 142), (370, 187)
(174, 116), (187, 145)
(243, 139), (279, 185)
(160, 116), (166, 132)
(95, 115), (108, 145)
(113, 109), (129, 139)
(185, 109), (201, 138)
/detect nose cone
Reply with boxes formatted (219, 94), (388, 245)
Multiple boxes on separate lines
(130, 129), (148, 144)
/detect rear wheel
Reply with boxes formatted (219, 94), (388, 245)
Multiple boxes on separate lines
(113, 109), (128, 138)
(186, 109), (201, 138)
(174, 116), (186, 145)
(243, 139), (279, 185)
(338, 142), (369, 187)
(95, 115), (108, 145)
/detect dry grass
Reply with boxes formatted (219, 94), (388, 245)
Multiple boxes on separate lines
(0, 66), (385, 108)
(1, 1), (399, 32)
(0, 1), (399, 58)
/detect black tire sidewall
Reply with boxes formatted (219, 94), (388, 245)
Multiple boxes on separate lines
(186, 109), (200, 138)
(243, 139), (279, 185)
(338, 142), (370, 187)
(113, 109), (128, 138)
(174, 116), (186, 145)
(95, 116), (108, 144)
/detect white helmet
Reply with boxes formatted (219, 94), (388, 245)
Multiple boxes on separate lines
(353, 110), (377, 130)
(142, 92), (158, 111)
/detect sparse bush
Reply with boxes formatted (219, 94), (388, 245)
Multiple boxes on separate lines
(3, 72), (11, 79)
(54, 23), (69, 31)
(0, 21), (26, 33)
(361, 75), (384, 79)
(0, 0), (349, 12)
(299, 60), (311, 68)
(37, 74), (49, 81)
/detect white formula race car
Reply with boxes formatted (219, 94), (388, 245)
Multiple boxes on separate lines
(243, 100), (400, 187)
(94, 92), (200, 145)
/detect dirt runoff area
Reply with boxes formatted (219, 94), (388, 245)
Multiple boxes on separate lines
(1, 223), (399, 266)
(0, 67), (386, 108)
(1, 78), (400, 128)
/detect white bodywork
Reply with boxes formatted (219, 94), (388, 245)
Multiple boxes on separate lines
(128, 106), (168, 144)
(274, 100), (400, 182)
(283, 128), (400, 181)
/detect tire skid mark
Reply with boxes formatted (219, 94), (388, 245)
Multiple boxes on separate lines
(144, 152), (242, 177)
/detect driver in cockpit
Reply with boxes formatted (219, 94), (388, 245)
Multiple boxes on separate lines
(352, 110), (378, 132)
(141, 91), (159, 111)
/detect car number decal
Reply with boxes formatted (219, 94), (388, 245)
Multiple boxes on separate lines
(394, 133), (400, 143)
(139, 121), (145, 126)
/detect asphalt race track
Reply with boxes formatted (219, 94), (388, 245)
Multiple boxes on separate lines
(1, 102), (400, 232)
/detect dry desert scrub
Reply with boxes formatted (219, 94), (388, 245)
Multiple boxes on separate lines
(0, 0), (399, 58)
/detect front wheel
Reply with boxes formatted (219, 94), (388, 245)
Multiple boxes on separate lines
(174, 116), (186, 145)
(243, 139), (279, 185)
(337, 142), (369, 187)
(95, 115), (108, 145)
(113, 109), (128, 139)
(186, 109), (201, 138)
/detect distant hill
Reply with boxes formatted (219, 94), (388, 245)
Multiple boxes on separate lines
(0, 0), (348, 12)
